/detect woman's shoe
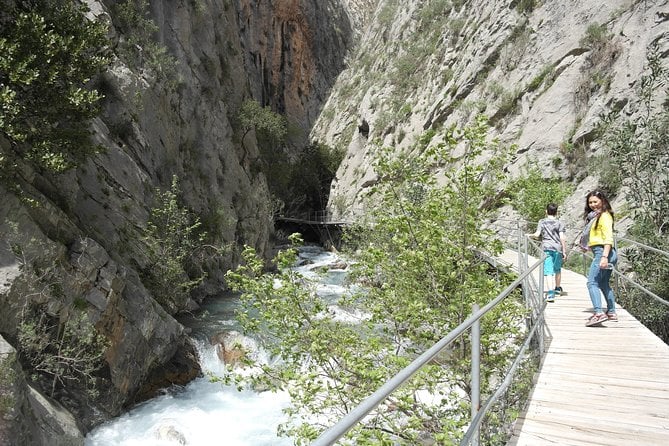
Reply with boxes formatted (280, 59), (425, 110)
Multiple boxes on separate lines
(585, 313), (608, 326)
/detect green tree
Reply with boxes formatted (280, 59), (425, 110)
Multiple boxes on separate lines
(599, 42), (669, 342)
(142, 176), (206, 314)
(4, 222), (109, 399)
(112, 0), (177, 82)
(225, 116), (527, 444)
(0, 0), (110, 174)
(238, 99), (287, 149)
(508, 164), (574, 225)
(284, 142), (345, 214)
(237, 100), (341, 216)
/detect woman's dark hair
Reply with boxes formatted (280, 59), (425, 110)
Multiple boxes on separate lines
(584, 190), (615, 229)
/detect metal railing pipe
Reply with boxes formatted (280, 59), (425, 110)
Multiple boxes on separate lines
(459, 308), (545, 445)
(470, 303), (481, 446)
(617, 237), (669, 259)
(615, 269), (669, 307)
(311, 258), (544, 446)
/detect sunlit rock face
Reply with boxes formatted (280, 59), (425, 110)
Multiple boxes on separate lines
(313, 0), (668, 239)
(3, 0), (664, 441)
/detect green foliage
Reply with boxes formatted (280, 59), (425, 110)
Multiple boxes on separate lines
(579, 23), (609, 48)
(377, 0), (399, 27)
(142, 176), (207, 313)
(238, 99), (287, 148)
(558, 124), (590, 179)
(598, 43), (669, 342)
(0, 0), (110, 174)
(236, 99), (340, 216)
(508, 164), (574, 224)
(500, 23), (531, 72)
(618, 226), (669, 343)
(419, 0), (453, 22)
(224, 117), (528, 444)
(4, 221), (111, 402)
(112, 0), (178, 82)
(18, 307), (108, 398)
(374, 96), (414, 136)
(598, 43), (669, 228)
(387, 0), (456, 100)
(527, 63), (556, 93)
(575, 22), (618, 109)
(284, 142), (345, 213)
(515, 0), (536, 14)
(0, 352), (17, 417)
(493, 87), (522, 122)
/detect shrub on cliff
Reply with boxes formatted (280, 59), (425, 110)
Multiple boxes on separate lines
(0, 0), (110, 176)
(142, 175), (208, 314)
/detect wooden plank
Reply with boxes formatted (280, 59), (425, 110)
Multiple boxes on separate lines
(500, 250), (669, 446)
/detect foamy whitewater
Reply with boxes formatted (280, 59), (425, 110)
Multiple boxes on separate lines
(85, 246), (350, 445)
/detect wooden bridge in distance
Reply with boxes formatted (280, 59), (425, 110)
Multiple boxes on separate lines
(498, 250), (669, 445)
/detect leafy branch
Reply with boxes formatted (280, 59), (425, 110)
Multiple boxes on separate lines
(0, 0), (110, 175)
(18, 308), (108, 398)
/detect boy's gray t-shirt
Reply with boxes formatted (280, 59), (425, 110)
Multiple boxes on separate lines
(537, 217), (565, 252)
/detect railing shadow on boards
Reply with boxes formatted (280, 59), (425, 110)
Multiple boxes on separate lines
(311, 226), (548, 446)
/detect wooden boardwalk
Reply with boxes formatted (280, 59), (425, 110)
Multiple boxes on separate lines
(500, 250), (669, 446)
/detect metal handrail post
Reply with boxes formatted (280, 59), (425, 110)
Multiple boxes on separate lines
(471, 303), (480, 446)
(518, 223), (529, 310)
(311, 260), (543, 446)
(613, 237), (619, 298)
(538, 262), (544, 301)
(517, 222), (523, 276)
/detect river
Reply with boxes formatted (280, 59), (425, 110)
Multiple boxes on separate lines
(85, 245), (348, 445)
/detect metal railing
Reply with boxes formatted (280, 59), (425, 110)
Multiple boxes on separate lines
(614, 237), (669, 307)
(311, 224), (669, 445)
(564, 235), (669, 308)
(312, 225), (548, 445)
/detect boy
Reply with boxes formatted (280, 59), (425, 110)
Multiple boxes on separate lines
(530, 203), (567, 302)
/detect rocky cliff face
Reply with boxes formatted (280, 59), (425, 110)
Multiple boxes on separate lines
(0, 0), (351, 441)
(237, 0), (352, 139)
(313, 0), (669, 240)
(1, 0), (665, 442)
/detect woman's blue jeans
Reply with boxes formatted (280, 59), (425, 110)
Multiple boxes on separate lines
(587, 245), (617, 314)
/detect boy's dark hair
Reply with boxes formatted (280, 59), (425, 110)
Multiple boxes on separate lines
(546, 203), (558, 216)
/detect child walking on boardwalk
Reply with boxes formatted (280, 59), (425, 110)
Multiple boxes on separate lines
(530, 203), (567, 302)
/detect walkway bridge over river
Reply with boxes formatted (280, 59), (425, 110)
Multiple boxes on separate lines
(310, 228), (669, 446)
(500, 249), (669, 445)
(275, 212), (350, 248)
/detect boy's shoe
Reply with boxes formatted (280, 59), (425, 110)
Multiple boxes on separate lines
(585, 313), (608, 326)
(554, 287), (563, 295)
(607, 313), (618, 321)
(545, 290), (555, 303)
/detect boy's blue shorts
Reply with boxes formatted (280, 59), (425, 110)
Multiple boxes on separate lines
(543, 250), (563, 276)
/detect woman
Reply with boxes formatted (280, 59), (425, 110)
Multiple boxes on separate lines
(582, 190), (618, 326)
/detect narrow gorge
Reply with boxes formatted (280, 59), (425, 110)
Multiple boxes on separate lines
(0, 0), (667, 444)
